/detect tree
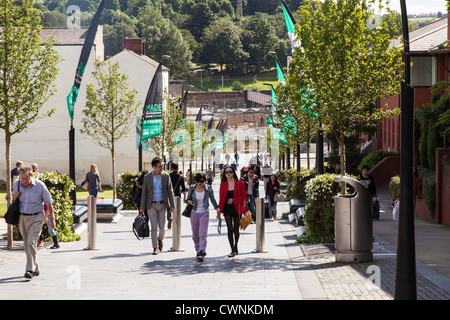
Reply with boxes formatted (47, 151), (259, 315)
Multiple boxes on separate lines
(275, 85), (318, 170)
(286, 0), (402, 178)
(137, 5), (192, 78)
(200, 17), (249, 73)
(241, 13), (279, 73)
(146, 94), (184, 162)
(80, 60), (139, 199)
(0, 0), (61, 247)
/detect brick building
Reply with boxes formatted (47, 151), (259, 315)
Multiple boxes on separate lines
(377, 15), (449, 153)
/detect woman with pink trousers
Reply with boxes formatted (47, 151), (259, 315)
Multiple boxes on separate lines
(186, 172), (219, 262)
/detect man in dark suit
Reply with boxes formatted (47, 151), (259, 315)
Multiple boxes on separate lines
(140, 157), (175, 255)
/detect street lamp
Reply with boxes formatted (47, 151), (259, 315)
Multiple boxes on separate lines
(394, 0), (417, 300)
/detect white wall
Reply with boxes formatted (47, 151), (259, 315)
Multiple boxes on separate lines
(0, 46), (169, 186)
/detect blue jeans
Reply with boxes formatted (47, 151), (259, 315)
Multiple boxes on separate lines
(247, 194), (256, 221)
(267, 197), (277, 218)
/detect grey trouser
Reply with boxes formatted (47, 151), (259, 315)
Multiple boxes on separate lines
(148, 203), (166, 249)
(19, 212), (45, 272)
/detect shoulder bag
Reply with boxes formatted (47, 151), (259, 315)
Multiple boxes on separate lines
(182, 185), (194, 218)
(4, 182), (21, 225)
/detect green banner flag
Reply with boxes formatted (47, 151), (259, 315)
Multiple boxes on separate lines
(281, 0), (301, 53)
(141, 63), (163, 140)
(66, 0), (105, 119)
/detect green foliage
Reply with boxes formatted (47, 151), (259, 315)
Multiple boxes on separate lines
(286, 0), (403, 175)
(389, 175), (400, 202)
(117, 170), (139, 210)
(81, 59), (140, 199)
(298, 174), (341, 243)
(418, 168), (436, 218)
(14, 171), (80, 242)
(231, 80), (244, 91)
(277, 168), (316, 200)
(416, 83), (449, 170)
(0, 0), (61, 246)
(358, 150), (399, 172)
(200, 17), (249, 73)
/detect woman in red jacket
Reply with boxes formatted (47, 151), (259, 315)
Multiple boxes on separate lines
(218, 165), (247, 257)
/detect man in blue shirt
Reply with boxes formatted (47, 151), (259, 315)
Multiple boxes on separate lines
(12, 164), (54, 279)
(140, 157), (175, 255)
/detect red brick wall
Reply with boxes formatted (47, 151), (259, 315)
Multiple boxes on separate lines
(436, 148), (450, 225)
(369, 156), (400, 186)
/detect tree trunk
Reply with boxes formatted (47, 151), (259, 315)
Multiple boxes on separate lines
(306, 142), (310, 170)
(111, 141), (116, 200)
(338, 132), (347, 194)
(5, 132), (13, 247)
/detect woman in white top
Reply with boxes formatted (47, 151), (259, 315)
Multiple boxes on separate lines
(186, 172), (219, 261)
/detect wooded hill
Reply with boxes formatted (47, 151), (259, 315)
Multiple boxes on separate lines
(35, 0), (305, 78)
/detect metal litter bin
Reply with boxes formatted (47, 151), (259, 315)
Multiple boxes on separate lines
(334, 176), (373, 262)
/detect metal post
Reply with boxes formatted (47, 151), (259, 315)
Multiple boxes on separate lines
(170, 197), (184, 252)
(87, 195), (97, 250)
(254, 198), (267, 253)
(395, 0), (417, 300)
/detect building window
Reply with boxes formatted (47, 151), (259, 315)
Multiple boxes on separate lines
(411, 56), (437, 87)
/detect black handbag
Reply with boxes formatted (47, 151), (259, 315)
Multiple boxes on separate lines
(4, 183), (21, 225)
(132, 214), (149, 240)
(182, 203), (193, 218)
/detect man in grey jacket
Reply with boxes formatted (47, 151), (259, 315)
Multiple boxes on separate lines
(140, 157), (175, 255)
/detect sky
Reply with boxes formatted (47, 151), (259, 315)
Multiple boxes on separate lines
(383, 0), (447, 15)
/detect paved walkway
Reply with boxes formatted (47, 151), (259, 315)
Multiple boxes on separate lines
(1, 178), (449, 301)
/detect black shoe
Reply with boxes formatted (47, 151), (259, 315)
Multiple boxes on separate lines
(50, 236), (59, 249)
(24, 271), (33, 279)
(228, 252), (235, 258)
(33, 270), (40, 277)
(197, 251), (204, 262)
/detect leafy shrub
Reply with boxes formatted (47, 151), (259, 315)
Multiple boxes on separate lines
(231, 80), (244, 91)
(117, 170), (139, 210)
(14, 171), (80, 242)
(277, 168), (316, 201)
(418, 167), (436, 219)
(358, 150), (398, 172)
(389, 175), (400, 201)
(297, 174), (340, 243)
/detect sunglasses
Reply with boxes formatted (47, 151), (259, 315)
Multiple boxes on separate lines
(224, 170), (233, 174)
(199, 180), (205, 183)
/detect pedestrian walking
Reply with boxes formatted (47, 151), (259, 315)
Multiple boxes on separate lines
(243, 165), (259, 222)
(10, 160), (23, 188)
(186, 172), (219, 262)
(325, 163), (336, 174)
(168, 163), (186, 229)
(359, 165), (376, 196)
(131, 170), (148, 210)
(12, 164), (54, 279)
(205, 166), (214, 186)
(82, 164), (103, 198)
(140, 157), (175, 255)
(266, 173), (280, 221)
(392, 191), (400, 222)
(218, 165), (247, 257)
